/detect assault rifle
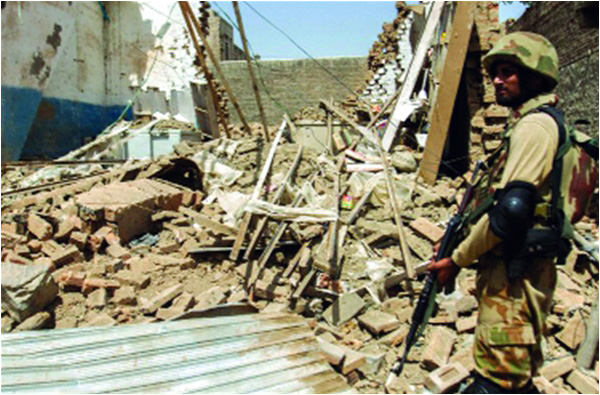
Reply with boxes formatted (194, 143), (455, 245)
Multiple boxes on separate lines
(386, 161), (483, 387)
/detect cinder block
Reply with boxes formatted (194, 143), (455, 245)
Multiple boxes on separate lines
(539, 356), (576, 382)
(409, 217), (444, 243)
(425, 362), (470, 393)
(566, 369), (599, 394)
(421, 326), (457, 370)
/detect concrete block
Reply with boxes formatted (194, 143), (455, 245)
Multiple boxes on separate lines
(540, 356), (576, 382)
(141, 284), (183, 314)
(566, 369), (599, 394)
(425, 362), (470, 393)
(1, 262), (58, 322)
(27, 213), (53, 240)
(421, 326), (457, 370)
(322, 291), (366, 327)
(556, 314), (585, 350)
(409, 217), (444, 243)
(13, 311), (51, 332)
(358, 310), (401, 335)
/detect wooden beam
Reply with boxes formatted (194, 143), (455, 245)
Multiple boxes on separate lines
(233, 1), (270, 141)
(182, 2), (251, 135)
(179, 3), (228, 137)
(418, 2), (476, 185)
(381, 1), (445, 151)
(319, 99), (377, 145)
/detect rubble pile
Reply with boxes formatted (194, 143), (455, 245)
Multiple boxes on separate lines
(2, 114), (598, 393)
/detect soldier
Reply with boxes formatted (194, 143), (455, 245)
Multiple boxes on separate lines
(428, 32), (566, 393)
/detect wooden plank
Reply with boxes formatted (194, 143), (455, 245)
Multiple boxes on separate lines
(418, 2), (476, 184)
(291, 268), (316, 300)
(230, 120), (286, 261)
(282, 242), (311, 278)
(319, 99), (377, 145)
(233, 2), (270, 141)
(242, 146), (303, 260)
(182, 2), (251, 135)
(179, 207), (237, 236)
(381, 1), (445, 151)
(179, 3), (227, 137)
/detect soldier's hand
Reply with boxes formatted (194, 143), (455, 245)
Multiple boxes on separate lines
(427, 257), (460, 288)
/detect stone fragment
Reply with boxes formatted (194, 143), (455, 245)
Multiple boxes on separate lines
(1, 262), (58, 322)
(13, 311), (51, 332)
(556, 314), (585, 350)
(425, 362), (470, 394)
(322, 292), (365, 327)
(27, 213), (53, 240)
(540, 356), (576, 382)
(358, 310), (401, 335)
(421, 326), (457, 370)
(141, 284), (183, 314)
(409, 217), (444, 243)
(112, 286), (137, 306)
(566, 369), (598, 394)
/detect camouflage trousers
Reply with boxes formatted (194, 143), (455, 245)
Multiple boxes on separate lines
(473, 253), (557, 390)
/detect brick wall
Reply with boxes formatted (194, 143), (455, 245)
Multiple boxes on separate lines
(216, 57), (368, 125)
(509, 1), (599, 135)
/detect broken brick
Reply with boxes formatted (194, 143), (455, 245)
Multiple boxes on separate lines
(358, 310), (401, 335)
(27, 213), (53, 241)
(421, 326), (456, 370)
(112, 286), (137, 306)
(55, 270), (86, 288)
(409, 217), (444, 244)
(425, 362), (470, 393)
(566, 368), (599, 394)
(81, 278), (121, 294)
(86, 288), (107, 309)
(555, 314), (585, 350)
(141, 284), (183, 314)
(50, 245), (83, 268)
(106, 243), (131, 260)
(456, 314), (477, 334)
(113, 270), (150, 289)
(322, 292), (366, 327)
(340, 346), (366, 374)
(69, 231), (88, 251)
(539, 355), (576, 382)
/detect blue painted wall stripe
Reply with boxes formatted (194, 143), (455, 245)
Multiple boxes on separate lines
(1, 86), (43, 161)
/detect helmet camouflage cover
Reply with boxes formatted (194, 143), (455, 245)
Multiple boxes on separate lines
(483, 32), (559, 90)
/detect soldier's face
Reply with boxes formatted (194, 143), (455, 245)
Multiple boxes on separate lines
(492, 62), (522, 107)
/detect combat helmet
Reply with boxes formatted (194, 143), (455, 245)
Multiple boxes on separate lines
(483, 31), (559, 90)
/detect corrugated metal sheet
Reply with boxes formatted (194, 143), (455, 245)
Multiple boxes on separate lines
(1, 312), (354, 393)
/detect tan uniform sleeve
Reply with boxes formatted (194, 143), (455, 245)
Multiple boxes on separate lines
(451, 113), (559, 268)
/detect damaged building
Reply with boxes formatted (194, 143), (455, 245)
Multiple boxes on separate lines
(1, 1), (598, 394)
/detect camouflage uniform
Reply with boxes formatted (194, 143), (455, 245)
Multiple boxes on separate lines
(451, 33), (562, 390)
